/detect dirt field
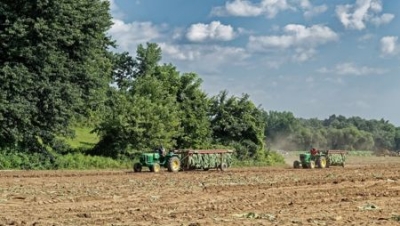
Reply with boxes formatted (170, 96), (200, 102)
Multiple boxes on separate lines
(1, 156), (400, 226)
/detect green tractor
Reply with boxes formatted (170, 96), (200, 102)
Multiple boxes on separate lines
(133, 147), (181, 173)
(293, 148), (327, 169)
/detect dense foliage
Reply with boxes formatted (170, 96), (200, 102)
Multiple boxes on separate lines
(209, 91), (266, 160)
(0, 0), (113, 154)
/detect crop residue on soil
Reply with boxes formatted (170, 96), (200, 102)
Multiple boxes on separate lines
(0, 157), (400, 226)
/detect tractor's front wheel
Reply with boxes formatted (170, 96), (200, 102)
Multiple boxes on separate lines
(308, 160), (316, 169)
(317, 157), (327, 169)
(293, 160), (301, 169)
(133, 163), (142, 172)
(168, 156), (181, 172)
(150, 163), (161, 173)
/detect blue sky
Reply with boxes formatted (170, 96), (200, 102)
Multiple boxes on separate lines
(108, 0), (400, 125)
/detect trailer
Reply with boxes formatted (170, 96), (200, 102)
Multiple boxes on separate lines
(175, 149), (234, 171)
(323, 150), (347, 167)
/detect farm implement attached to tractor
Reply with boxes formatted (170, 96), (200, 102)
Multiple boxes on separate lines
(293, 149), (347, 169)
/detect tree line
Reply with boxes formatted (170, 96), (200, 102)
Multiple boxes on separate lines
(265, 111), (400, 152)
(0, 1), (398, 169)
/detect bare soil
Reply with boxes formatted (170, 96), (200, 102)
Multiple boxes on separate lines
(1, 156), (400, 226)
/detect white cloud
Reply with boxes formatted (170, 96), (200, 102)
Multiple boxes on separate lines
(211, 0), (328, 19)
(370, 13), (395, 27)
(336, 0), (395, 30)
(158, 43), (199, 61)
(108, 19), (162, 51)
(296, 0), (328, 19)
(358, 33), (374, 41)
(304, 5), (328, 18)
(158, 43), (250, 75)
(318, 63), (387, 76)
(211, 0), (292, 18)
(297, 0), (311, 9)
(160, 43), (249, 62)
(186, 21), (236, 42)
(248, 24), (338, 50)
(380, 36), (399, 56)
(335, 63), (383, 75)
(324, 77), (345, 85)
(369, 0), (382, 12)
(247, 24), (337, 62)
(108, 0), (124, 20)
(292, 48), (316, 62)
(212, 0), (263, 17)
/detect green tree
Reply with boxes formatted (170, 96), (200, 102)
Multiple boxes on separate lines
(94, 43), (212, 156)
(264, 111), (300, 149)
(109, 43), (162, 91)
(325, 126), (374, 150)
(210, 91), (265, 159)
(395, 128), (400, 151)
(323, 115), (349, 129)
(148, 62), (211, 149)
(0, 0), (113, 152)
(174, 73), (211, 148)
(93, 76), (182, 157)
(371, 119), (396, 150)
(291, 128), (328, 150)
(134, 43), (162, 78)
(110, 52), (135, 92)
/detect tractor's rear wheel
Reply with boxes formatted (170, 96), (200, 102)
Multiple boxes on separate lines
(168, 156), (181, 172)
(293, 160), (301, 169)
(133, 163), (142, 172)
(317, 157), (327, 169)
(326, 160), (331, 168)
(150, 163), (161, 173)
(308, 160), (316, 169)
